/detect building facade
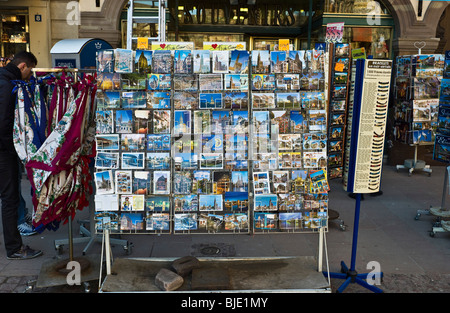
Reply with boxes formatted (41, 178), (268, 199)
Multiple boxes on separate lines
(0, 0), (449, 67)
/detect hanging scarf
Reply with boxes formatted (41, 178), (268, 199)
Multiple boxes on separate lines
(13, 72), (97, 232)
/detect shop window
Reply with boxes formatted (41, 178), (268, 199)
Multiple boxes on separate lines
(0, 11), (29, 60)
(324, 0), (390, 14)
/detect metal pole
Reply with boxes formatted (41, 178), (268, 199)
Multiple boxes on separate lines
(350, 193), (361, 272)
(307, 0), (313, 49)
(68, 216), (74, 261)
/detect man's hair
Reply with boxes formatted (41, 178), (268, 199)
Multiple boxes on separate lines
(10, 51), (38, 67)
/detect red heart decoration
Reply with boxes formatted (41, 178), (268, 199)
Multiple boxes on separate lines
(160, 43), (166, 49)
(212, 44), (218, 49)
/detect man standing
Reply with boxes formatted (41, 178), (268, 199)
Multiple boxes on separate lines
(0, 51), (42, 259)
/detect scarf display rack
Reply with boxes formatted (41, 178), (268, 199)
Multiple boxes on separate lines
(13, 68), (128, 290)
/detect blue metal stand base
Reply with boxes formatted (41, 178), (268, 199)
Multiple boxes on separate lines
(323, 193), (384, 293)
(323, 261), (384, 293)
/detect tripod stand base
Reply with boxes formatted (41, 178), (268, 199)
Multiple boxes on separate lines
(323, 261), (384, 293)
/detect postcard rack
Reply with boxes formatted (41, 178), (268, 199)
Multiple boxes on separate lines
(93, 43), (330, 237)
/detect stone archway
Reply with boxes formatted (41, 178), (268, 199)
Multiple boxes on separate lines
(383, 0), (449, 55)
(79, 0), (129, 47)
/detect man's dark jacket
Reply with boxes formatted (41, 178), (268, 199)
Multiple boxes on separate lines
(0, 63), (21, 154)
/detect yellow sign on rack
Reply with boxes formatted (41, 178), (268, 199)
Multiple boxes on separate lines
(279, 39), (290, 51)
(137, 37), (148, 50)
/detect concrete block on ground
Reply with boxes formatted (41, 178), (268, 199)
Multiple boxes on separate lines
(191, 267), (230, 291)
(171, 256), (200, 277)
(155, 268), (184, 291)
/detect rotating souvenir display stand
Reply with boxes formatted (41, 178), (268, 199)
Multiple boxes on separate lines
(393, 44), (444, 177)
(324, 58), (393, 293)
(95, 42), (332, 292)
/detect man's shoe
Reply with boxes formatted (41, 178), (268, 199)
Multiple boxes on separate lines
(7, 245), (43, 260)
(18, 222), (37, 236)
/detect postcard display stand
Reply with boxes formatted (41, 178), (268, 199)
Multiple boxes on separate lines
(393, 52), (445, 176)
(93, 43), (330, 240)
(325, 59), (393, 293)
(418, 50), (450, 233)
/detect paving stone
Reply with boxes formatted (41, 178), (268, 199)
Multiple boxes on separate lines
(171, 256), (200, 277)
(155, 268), (184, 291)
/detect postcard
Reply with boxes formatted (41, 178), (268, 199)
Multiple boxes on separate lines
(276, 92), (301, 109)
(120, 194), (145, 211)
(287, 50), (305, 74)
(174, 74), (198, 91)
(152, 41), (194, 50)
(146, 213), (170, 231)
(96, 134), (119, 150)
(279, 213), (302, 230)
(114, 49), (133, 73)
(271, 110), (290, 135)
(174, 110), (191, 135)
(202, 134), (223, 153)
(224, 213), (248, 231)
(96, 110), (114, 134)
(95, 152), (119, 169)
(327, 151), (343, 168)
(223, 91), (248, 109)
(152, 50), (173, 74)
(251, 50), (270, 74)
(229, 50), (249, 74)
(115, 170), (132, 194)
(211, 111), (230, 133)
(94, 194), (119, 212)
(96, 49), (114, 73)
(94, 212), (120, 232)
(134, 50), (152, 74)
(132, 171), (151, 195)
(147, 91), (170, 109)
(253, 171), (270, 194)
(173, 152), (197, 170)
(278, 193), (302, 211)
(252, 74), (275, 90)
(276, 74), (300, 90)
(301, 72), (324, 90)
(433, 133), (450, 162)
(231, 171), (248, 192)
(121, 91), (147, 109)
(97, 73), (121, 91)
(174, 194), (198, 211)
(174, 50), (193, 74)
(194, 110), (211, 134)
(252, 92), (275, 109)
(253, 153), (277, 170)
(122, 152), (145, 169)
(115, 110), (133, 133)
(120, 213), (145, 231)
(193, 50), (211, 73)
(153, 171), (170, 194)
(99, 91), (121, 109)
(94, 170), (114, 195)
(146, 134), (171, 151)
(212, 50), (229, 73)
(301, 91), (326, 109)
(173, 171), (193, 194)
(273, 171), (289, 194)
(213, 171), (231, 194)
(232, 110), (249, 133)
(225, 74), (249, 91)
(199, 93), (222, 109)
(192, 171), (212, 194)
(252, 110), (270, 134)
(413, 99), (431, 122)
(203, 42), (246, 51)
(254, 194), (278, 211)
(309, 110), (327, 132)
(120, 134), (145, 151)
(174, 91), (198, 110)
(199, 74), (223, 91)
(224, 192), (248, 211)
(309, 169), (330, 194)
(271, 51), (288, 73)
(200, 153), (223, 169)
(254, 212), (277, 230)
(147, 74), (171, 90)
(146, 152), (170, 170)
(292, 170), (308, 193)
(174, 213), (197, 231)
(121, 73), (147, 90)
(133, 110), (150, 134)
(335, 43), (349, 58)
(199, 195), (223, 211)
(153, 110), (171, 134)
(198, 213), (224, 232)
